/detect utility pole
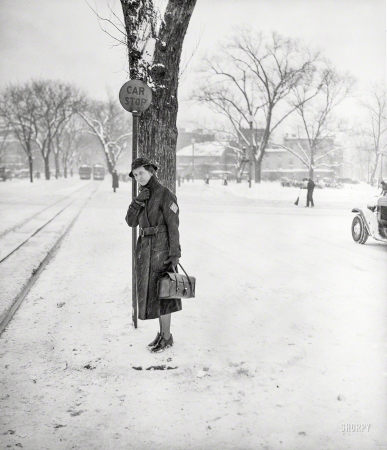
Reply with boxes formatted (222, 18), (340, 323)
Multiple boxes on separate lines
(119, 80), (152, 329)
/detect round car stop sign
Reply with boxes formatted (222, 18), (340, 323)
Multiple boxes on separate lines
(119, 80), (152, 113)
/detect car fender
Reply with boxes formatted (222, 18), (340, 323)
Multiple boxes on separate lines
(352, 207), (387, 243)
(351, 208), (372, 236)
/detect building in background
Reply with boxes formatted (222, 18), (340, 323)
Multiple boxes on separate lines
(176, 141), (236, 179)
(261, 148), (335, 181)
(176, 128), (214, 151)
(260, 135), (342, 181)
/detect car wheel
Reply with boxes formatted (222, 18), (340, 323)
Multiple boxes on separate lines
(352, 215), (368, 244)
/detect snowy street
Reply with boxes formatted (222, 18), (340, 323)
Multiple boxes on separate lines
(0, 178), (386, 450)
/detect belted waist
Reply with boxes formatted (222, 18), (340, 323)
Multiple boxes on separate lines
(139, 224), (167, 237)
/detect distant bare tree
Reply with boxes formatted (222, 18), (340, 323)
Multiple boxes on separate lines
(78, 97), (131, 174)
(31, 80), (83, 180)
(280, 63), (355, 178)
(354, 83), (387, 184)
(191, 51), (265, 179)
(192, 29), (321, 182)
(120, 0), (197, 192)
(0, 121), (11, 165)
(60, 115), (84, 178)
(0, 82), (38, 182)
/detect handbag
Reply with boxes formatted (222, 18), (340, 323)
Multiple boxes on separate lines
(158, 263), (196, 299)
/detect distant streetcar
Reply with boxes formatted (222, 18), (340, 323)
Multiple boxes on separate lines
(93, 164), (105, 180)
(79, 164), (92, 180)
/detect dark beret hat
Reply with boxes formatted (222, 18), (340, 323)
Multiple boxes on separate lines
(129, 157), (158, 178)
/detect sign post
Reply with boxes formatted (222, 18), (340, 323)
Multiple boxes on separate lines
(119, 80), (152, 328)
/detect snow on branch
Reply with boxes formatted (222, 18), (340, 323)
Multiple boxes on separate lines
(278, 144), (309, 167)
(313, 146), (348, 163)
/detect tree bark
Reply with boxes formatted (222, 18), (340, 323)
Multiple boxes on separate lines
(255, 128), (270, 183)
(255, 160), (262, 183)
(44, 156), (50, 180)
(28, 154), (34, 183)
(121, 0), (197, 194)
(55, 153), (60, 179)
(309, 149), (315, 179)
(370, 153), (381, 183)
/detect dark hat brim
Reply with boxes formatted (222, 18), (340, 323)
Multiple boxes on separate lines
(129, 158), (158, 178)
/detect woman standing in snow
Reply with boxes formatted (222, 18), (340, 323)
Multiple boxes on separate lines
(125, 157), (182, 353)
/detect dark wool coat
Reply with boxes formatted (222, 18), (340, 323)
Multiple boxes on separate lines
(125, 175), (182, 320)
(307, 179), (315, 191)
(112, 172), (119, 189)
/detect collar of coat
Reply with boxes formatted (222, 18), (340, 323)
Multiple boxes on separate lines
(143, 174), (161, 192)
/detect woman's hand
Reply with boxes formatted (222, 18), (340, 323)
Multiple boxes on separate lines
(135, 188), (150, 202)
(164, 256), (179, 267)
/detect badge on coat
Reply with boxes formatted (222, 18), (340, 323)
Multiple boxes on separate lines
(170, 202), (178, 213)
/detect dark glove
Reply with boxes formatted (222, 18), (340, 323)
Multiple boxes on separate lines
(135, 188), (150, 203)
(164, 256), (180, 267)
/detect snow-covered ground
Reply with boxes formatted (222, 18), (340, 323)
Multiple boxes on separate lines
(0, 178), (386, 450)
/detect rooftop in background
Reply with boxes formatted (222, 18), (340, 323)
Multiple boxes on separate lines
(177, 128), (215, 151)
(177, 141), (230, 157)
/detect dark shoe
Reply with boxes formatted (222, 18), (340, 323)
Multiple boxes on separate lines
(147, 332), (161, 348)
(151, 334), (173, 353)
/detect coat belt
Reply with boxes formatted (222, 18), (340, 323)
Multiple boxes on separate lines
(139, 224), (167, 237)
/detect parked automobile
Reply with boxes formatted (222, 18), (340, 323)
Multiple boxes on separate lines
(315, 180), (324, 189)
(351, 195), (387, 244)
(210, 170), (233, 180)
(337, 177), (359, 185)
(280, 177), (292, 187)
(14, 169), (30, 179)
(291, 180), (301, 188)
(0, 167), (13, 181)
(321, 177), (343, 188)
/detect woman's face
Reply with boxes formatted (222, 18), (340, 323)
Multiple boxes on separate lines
(132, 166), (152, 186)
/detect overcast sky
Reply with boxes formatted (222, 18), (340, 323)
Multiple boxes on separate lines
(0, 0), (385, 128)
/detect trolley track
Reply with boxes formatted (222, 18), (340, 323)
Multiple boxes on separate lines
(0, 182), (99, 335)
(0, 181), (93, 239)
(0, 183), (94, 264)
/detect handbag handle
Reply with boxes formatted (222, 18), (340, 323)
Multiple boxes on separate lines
(171, 263), (193, 293)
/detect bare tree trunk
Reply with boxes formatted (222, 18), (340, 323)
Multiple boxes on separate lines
(309, 149), (315, 179)
(121, 0), (196, 194)
(255, 160), (262, 183)
(26, 142), (34, 183)
(55, 153), (60, 179)
(255, 121), (271, 183)
(28, 155), (33, 183)
(105, 153), (114, 175)
(370, 153), (381, 183)
(44, 157), (50, 180)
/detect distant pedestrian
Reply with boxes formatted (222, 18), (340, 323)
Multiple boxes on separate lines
(380, 180), (387, 196)
(205, 173), (210, 184)
(186, 173), (191, 183)
(302, 177), (315, 207)
(222, 173), (228, 186)
(112, 169), (119, 193)
(125, 157), (182, 353)
(177, 174), (181, 187)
